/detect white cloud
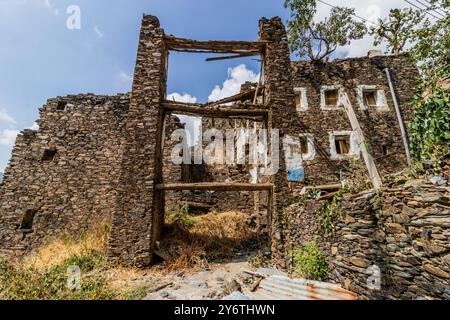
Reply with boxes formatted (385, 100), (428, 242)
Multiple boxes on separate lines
(43, 0), (59, 15)
(167, 92), (197, 104)
(208, 64), (260, 102)
(29, 122), (39, 131)
(0, 109), (16, 124)
(167, 92), (200, 146)
(93, 25), (104, 38)
(0, 129), (19, 146)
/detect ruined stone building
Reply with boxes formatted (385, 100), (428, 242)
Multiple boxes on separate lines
(0, 14), (421, 281)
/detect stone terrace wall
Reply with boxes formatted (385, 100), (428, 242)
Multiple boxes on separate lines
(0, 94), (129, 257)
(283, 177), (450, 299)
(290, 55), (419, 184)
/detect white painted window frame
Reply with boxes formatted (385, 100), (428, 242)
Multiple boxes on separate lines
(294, 87), (308, 112)
(356, 85), (389, 111)
(320, 85), (345, 110)
(329, 131), (361, 160)
(299, 133), (316, 161)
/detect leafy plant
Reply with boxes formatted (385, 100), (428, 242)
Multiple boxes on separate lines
(166, 203), (196, 230)
(284, 0), (367, 61)
(316, 187), (348, 237)
(289, 243), (329, 281)
(410, 89), (450, 165)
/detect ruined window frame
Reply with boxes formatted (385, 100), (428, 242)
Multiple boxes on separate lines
(294, 87), (308, 112)
(320, 85), (345, 110)
(20, 209), (38, 233)
(329, 131), (361, 160)
(298, 133), (316, 161)
(356, 85), (389, 111)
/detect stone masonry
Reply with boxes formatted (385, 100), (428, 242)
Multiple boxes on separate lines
(0, 13), (426, 284)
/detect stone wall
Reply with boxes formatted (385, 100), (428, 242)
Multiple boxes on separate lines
(289, 55), (419, 186)
(284, 176), (450, 299)
(108, 15), (168, 266)
(0, 94), (129, 256)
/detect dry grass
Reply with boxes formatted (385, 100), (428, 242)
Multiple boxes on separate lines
(24, 223), (110, 271)
(160, 211), (256, 272)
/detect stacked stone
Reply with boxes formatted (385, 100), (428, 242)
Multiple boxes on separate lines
(290, 55), (419, 184)
(283, 176), (450, 300)
(0, 93), (129, 257)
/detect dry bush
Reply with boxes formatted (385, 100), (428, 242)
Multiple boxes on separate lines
(160, 211), (256, 272)
(24, 222), (110, 271)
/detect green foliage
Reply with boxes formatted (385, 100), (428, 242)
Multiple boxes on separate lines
(410, 89), (450, 164)
(284, 0), (367, 61)
(289, 243), (329, 281)
(166, 202), (196, 230)
(370, 8), (423, 54)
(371, 1), (449, 89)
(316, 187), (348, 237)
(0, 253), (116, 300)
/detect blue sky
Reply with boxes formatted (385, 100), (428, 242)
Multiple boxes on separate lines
(0, 0), (410, 171)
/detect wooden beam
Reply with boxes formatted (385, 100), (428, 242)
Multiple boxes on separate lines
(206, 53), (259, 62)
(207, 86), (264, 108)
(339, 91), (383, 190)
(162, 101), (269, 118)
(156, 182), (274, 192)
(164, 35), (266, 54)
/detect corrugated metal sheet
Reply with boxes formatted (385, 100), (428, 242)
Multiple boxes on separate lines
(250, 275), (358, 300)
(223, 273), (358, 300)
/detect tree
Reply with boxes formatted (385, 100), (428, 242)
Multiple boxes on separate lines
(369, 8), (423, 55)
(370, 0), (449, 89)
(284, 0), (367, 61)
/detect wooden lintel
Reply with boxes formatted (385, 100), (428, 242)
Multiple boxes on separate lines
(162, 101), (268, 118)
(164, 35), (266, 54)
(156, 183), (274, 192)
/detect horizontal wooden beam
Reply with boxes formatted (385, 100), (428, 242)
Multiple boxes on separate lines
(206, 53), (259, 62)
(156, 183), (274, 192)
(164, 35), (266, 54)
(162, 101), (269, 118)
(207, 86), (263, 108)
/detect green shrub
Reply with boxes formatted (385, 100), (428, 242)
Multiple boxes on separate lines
(166, 203), (196, 230)
(410, 89), (450, 166)
(289, 243), (329, 281)
(317, 187), (347, 237)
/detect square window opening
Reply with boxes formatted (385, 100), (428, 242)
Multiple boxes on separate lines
(325, 89), (339, 106)
(56, 101), (67, 111)
(299, 136), (309, 155)
(335, 136), (351, 155)
(42, 149), (57, 162)
(363, 90), (377, 107)
(20, 209), (37, 231)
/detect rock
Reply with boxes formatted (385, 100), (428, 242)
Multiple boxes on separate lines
(443, 254), (450, 267)
(425, 242), (447, 254)
(423, 264), (450, 279)
(347, 257), (370, 269)
(394, 212), (410, 224)
(160, 290), (170, 298)
(224, 280), (242, 295)
(373, 230), (386, 242)
(414, 192), (442, 203)
(331, 246), (338, 255)
(430, 176), (447, 186)
(385, 223), (405, 234)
